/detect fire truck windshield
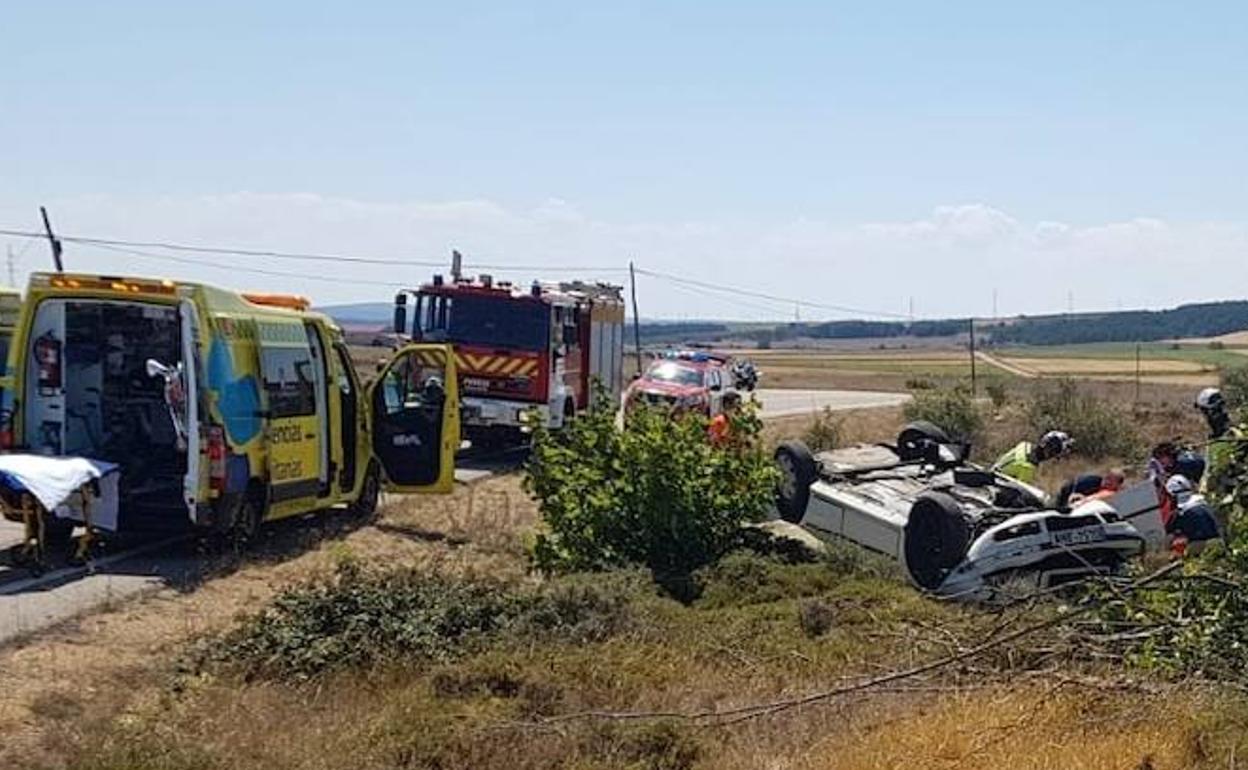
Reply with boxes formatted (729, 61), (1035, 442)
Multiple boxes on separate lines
(418, 293), (549, 350)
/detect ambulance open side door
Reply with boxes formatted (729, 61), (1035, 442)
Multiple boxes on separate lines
(368, 343), (459, 494)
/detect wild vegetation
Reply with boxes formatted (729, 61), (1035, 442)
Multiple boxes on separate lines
(9, 373), (1248, 770)
(524, 389), (778, 593)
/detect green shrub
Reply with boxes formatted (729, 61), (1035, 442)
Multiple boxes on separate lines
(802, 406), (842, 452)
(525, 387), (779, 584)
(194, 564), (634, 681)
(1222, 366), (1248, 419)
(1022, 378), (1140, 460)
(903, 386), (983, 442)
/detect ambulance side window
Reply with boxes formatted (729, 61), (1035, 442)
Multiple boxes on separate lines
(261, 347), (316, 417)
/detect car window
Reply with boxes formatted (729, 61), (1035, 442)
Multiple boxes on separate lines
(646, 361), (703, 387)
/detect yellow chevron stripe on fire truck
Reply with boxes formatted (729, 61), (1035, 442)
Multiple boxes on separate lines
(452, 351), (538, 377)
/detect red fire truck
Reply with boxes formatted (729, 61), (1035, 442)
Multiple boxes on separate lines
(393, 273), (625, 447)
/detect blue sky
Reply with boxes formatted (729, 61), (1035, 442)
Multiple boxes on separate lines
(2, 2), (1246, 318)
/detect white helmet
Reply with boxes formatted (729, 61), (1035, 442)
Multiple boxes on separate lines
(1195, 387), (1225, 412)
(1039, 430), (1073, 457)
(1165, 474), (1194, 499)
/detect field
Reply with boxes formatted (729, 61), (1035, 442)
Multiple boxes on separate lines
(739, 344), (1235, 392)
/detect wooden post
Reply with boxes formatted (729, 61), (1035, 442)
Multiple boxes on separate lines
(629, 261), (642, 374)
(39, 206), (63, 273)
(1135, 343), (1141, 404)
(968, 317), (977, 397)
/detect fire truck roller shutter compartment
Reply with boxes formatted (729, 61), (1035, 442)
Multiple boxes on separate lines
(588, 298), (625, 398)
(25, 298), (190, 530)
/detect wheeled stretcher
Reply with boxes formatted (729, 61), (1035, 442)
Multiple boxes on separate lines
(0, 455), (120, 570)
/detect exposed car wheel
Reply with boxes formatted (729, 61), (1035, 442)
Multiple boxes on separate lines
(903, 492), (972, 591)
(896, 421), (952, 461)
(351, 461), (381, 520)
(774, 440), (817, 523)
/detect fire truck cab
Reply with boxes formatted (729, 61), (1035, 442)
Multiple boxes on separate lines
(394, 274), (625, 447)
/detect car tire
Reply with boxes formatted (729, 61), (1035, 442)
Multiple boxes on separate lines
(775, 440), (817, 523)
(232, 495), (264, 549)
(896, 420), (952, 461)
(351, 461), (381, 520)
(903, 492), (972, 591)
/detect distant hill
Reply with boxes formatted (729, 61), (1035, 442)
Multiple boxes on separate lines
(321, 299), (1248, 348)
(983, 301), (1248, 346)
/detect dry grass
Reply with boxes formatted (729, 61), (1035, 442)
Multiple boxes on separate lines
(999, 356), (1210, 375)
(0, 377), (1237, 770)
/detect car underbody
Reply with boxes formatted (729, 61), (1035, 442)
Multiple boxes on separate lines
(774, 422), (1146, 600)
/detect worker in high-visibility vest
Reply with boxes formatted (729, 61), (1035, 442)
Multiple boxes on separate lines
(1195, 387), (1245, 530)
(991, 430), (1073, 485)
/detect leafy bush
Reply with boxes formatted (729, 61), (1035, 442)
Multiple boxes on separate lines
(195, 563), (634, 681)
(1023, 378), (1140, 460)
(525, 387), (779, 584)
(903, 386), (983, 442)
(984, 379), (1010, 409)
(802, 406), (842, 452)
(1222, 366), (1248, 419)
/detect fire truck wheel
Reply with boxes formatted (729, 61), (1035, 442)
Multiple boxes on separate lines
(351, 461), (381, 519)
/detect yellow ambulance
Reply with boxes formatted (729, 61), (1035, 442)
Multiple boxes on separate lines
(0, 272), (458, 546)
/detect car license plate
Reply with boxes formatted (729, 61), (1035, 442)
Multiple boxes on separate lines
(1053, 525), (1105, 545)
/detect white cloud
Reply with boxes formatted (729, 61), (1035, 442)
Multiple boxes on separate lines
(1, 195), (1244, 321)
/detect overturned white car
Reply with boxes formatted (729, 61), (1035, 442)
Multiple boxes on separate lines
(774, 421), (1146, 598)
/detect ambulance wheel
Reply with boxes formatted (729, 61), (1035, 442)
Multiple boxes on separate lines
(775, 440), (816, 523)
(904, 493), (971, 591)
(896, 421), (951, 461)
(232, 496), (264, 548)
(351, 461), (381, 520)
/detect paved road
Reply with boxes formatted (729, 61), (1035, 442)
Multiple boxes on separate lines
(0, 388), (907, 644)
(752, 388), (910, 418)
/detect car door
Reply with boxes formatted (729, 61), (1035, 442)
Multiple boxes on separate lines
(368, 343), (460, 494)
(706, 369), (723, 415)
(257, 321), (323, 513)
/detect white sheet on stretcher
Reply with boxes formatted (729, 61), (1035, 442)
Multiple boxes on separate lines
(0, 455), (122, 531)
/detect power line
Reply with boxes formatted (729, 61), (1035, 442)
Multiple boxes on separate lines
(3, 224), (908, 319)
(653, 274), (794, 319)
(634, 267), (911, 320)
(0, 226), (628, 273)
(79, 242), (409, 287)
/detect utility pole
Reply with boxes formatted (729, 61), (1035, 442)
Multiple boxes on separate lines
(5, 245), (15, 287)
(968, 317), (978, 397)
(908, 296), (915, 325)
(629, 261), (643, 374)
(1135, 343), (1142, 405)
(40, 206), (64, 273)
(992, 288), (998, 320)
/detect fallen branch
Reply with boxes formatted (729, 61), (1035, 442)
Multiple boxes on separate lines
(532, 561), (1183, 728)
